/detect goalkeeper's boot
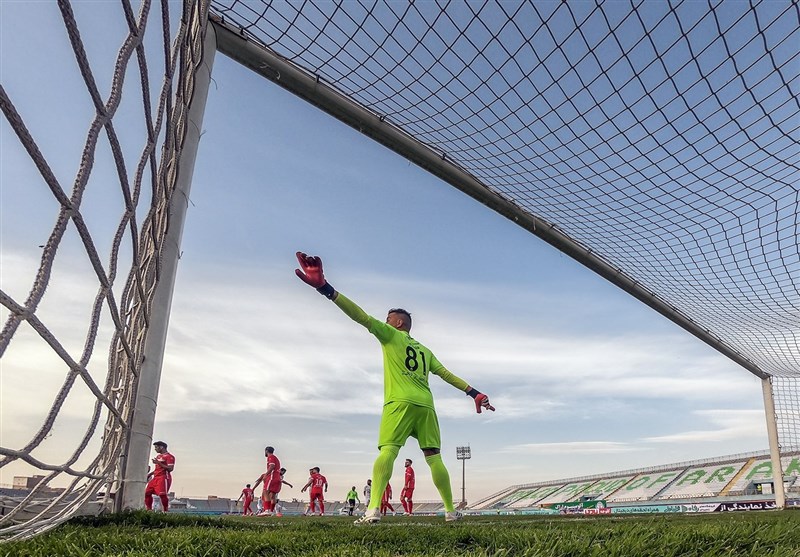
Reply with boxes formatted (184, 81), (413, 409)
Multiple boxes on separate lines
(445, 511), (463, 522)
(354, 508), (381, 525)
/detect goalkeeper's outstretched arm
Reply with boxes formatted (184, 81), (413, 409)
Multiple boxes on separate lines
(296, 251), (495, 412)
(295, 252), (395, 342)
(433, 363), (495, 413)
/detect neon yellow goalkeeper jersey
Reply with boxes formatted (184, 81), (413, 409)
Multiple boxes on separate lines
(334, 293), (468, 409)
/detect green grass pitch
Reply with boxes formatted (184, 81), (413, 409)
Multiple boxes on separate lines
(4, 510), (800, 556)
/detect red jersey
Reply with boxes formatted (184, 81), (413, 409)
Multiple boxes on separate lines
(242, 487), (254, 500)
(404, 466), (415, 489)
(152, 452), (175, 479)
(265, 454), (281, 484)
(310, 472), (327, 492)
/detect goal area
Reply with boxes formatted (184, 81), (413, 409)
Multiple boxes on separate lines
(1, 0), (797, 541)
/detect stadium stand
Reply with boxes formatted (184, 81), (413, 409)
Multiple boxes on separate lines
(725, 455), (800, 496)
(475, 451), (800, 512)
(468, 486), (519, 510)
(507, 485), (563, 508)
(410, 501), (446, 514)
(606, 469), (687, 502)
(659, 462), (748, 500)
(538, 481), (605, 505)
(583, 477), (636, 500)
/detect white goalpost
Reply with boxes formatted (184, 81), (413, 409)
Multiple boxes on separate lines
(115, 7), (217, 515)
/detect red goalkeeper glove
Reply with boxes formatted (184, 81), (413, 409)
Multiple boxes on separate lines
(295, 252), (335, 299)
(466, 387), (495, 414)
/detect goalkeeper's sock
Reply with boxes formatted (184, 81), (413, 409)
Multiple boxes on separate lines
(426, 453), (455, 513)
(369, 445), (399, 509)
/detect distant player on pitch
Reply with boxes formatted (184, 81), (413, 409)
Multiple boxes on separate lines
(380, 481), (395, 516)
(401, 458), (415, 515)
(346, 486), (361, 516)
(144, 441), (175, 512)
(253, 446), (281, 516)
(363, 479), (372, 505)
(301, 467), (328, 515)
(237, 483), (255, 516)
(295, 252), (495, 524)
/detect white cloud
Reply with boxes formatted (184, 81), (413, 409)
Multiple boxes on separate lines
(643, 409), (766, 444)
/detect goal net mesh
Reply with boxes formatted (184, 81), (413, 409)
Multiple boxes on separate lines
(210, 0), (798, 467)
(211, 0), (798, 380)
(775, 377), (800, 453)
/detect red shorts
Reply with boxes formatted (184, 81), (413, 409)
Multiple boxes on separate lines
(310, 490), (324, 502)
(145, 475), (171, 497)
(267, 480), (283, 494)
(401, 488), (414, 499)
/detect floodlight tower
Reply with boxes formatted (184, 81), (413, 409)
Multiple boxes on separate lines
(456, 445), (471, 507)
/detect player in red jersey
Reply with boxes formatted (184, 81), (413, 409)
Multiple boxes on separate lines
(380, 482), (395, 516)
(237, 483), (255, 515)
(301, 467), (328, 515)
(401, 459), (415, 515)
(144, 441), (175, 512)
(253, 446), (281, 515)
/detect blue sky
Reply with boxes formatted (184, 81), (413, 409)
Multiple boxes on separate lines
(0, 1), (770, 503)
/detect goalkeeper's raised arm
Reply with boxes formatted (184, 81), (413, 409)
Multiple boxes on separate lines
(294, 251), (495, 411)
(294, 251), (495, 524)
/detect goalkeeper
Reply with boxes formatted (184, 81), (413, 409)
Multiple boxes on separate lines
(295, 252), (495, 524)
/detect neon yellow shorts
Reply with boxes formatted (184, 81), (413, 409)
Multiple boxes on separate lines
(378, 401), (441, 450)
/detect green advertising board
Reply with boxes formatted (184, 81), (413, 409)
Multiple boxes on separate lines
(542, 499), (608, 511)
